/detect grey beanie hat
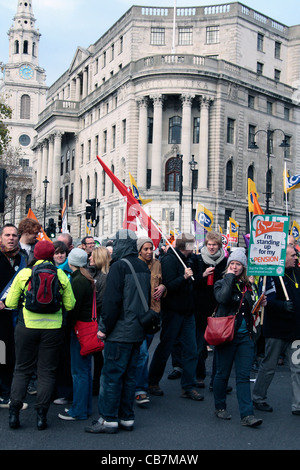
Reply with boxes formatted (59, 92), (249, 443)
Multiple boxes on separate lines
(227, 248), (247, 268)
(68, 247), (88, 267)
(137, 236), (153, 253)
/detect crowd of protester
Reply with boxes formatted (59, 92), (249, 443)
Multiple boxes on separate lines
(1, 218), (300, 433)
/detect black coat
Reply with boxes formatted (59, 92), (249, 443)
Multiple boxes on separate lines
(261, 267), (300, 341)
(214, 273), (254, 335)
(161, 248), (199, 315)
(0, 251), (26, 364)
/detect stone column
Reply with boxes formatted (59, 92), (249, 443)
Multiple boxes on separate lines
(75, 75), (81, 101)
(150, 94), (164, 189)
(47, 135), (55, 204)
(198, 96), (213, 189)
(181, 94), (194, 188)
(74, 134), (81, 206)
(137, 96), (148, 189)
(82, 68), (88, 99)
(52, 132), (62, 206)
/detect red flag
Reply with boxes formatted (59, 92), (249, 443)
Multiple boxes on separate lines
(251, 191), (264, 215)
(97, 157), (161, 248)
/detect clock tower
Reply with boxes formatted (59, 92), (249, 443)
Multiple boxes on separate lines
(0, 0), (48, 163)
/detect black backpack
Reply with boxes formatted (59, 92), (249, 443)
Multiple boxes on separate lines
(24, 262), (62, 313)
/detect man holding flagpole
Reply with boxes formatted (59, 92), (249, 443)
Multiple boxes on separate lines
(148, 233), (204, 401)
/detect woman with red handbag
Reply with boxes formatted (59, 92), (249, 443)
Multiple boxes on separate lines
(58, 248), (96, 421)
(213, 248), (265, 427)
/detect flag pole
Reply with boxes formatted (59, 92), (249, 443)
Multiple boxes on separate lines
(149, 214), (194, 280)
(284, 162), (289, 216)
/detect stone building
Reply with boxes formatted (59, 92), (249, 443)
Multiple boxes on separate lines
(32, 3), (300, 241)
(0, 0), (47, 223)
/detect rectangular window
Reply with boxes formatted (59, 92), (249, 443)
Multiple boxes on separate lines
(60, 155), (64, 176)
(148, 117), (153, 144)
(112, 125), (116, 150)
(119, 36), (123, 54)
(193, 117), (200, 144)
(248, 95), (255, 109)
(88, 139), (91, 161)
(257, 33), (264, 51)
(257, 62), (264, 76)
(71, 149), (75, 170)
(267, 101), (273, 115)
(227, 118), (235, 144)
(206, 26), (219, 44)
(178, 27), (193, 45)
(274, 69), (281, 82)
(275, 41), (281, 59)
(248, 125), (256, 147)
(95, 135), (99, 156)
(122, 119), (126, 144)
(150, 27), (165, 45)
(80, 144), (84, 165)
(284, 107), (290, 121)
(103, 130), (107, 154)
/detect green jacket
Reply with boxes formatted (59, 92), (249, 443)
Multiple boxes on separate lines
(5, 260), (76, 329)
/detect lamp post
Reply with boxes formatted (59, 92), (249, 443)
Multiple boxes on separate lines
(177, 154), (183, 231)
(189, 155), (197, 223)
(248, 127), (289, 214)
(43, 176), (49, 230)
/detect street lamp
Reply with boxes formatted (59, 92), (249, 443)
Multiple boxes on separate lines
(177, 154), (183, 231)
(43, 176), (49, 230)
(189, 155), (197, 222)
(248, 127), (289, 214)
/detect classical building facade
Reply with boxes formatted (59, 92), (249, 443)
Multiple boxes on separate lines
(32, 3), (300, 241)
(0, 0), (47, 223)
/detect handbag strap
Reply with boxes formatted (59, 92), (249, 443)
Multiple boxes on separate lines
(121, 258), (148, 313)
(92, 290), (97, 321)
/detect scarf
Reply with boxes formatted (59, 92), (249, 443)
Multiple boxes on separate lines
(200, 245), (225, 267)
(0, 243), (20, 260)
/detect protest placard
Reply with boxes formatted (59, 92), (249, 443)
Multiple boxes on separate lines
(247, 215), (289, 277)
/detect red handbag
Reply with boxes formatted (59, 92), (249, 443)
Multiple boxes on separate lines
(204, 314), (236, 346)
(74, 291), (104, 356)
(204, 288), (246, 346)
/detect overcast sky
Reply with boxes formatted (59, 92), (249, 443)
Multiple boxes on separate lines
(0, 0), (299, 85)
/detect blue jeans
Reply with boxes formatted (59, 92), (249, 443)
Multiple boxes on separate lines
(135, 335), (154, 395)
(68, 330), (92, 419)
(213, 333), (254, 418)
(148, 310), (198, 391)
(99, 341), (141, 423)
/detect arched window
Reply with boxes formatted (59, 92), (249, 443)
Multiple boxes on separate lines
(168, 116), (182, 144)
(20, 94), (30, 119)
(248, 164), (254, 182)
(165, 157), (181, 191)
(225, 160), (233, 191)
(111, 165), (115, 193)
(14, 40), (19, 54)
(32, 42), (36, 56)
(23, 40), (28, 54)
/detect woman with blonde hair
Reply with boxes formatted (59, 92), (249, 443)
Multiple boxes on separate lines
(88, 246), (111, 395)
(58, 248), (95, 421)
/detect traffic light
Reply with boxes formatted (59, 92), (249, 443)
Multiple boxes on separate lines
(0, 168), (8, 213)
(86, 198), (100, 222)
(58, 209), (62, 231)
(46, 218), (56, 239)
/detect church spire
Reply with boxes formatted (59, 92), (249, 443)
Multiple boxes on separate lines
(8, 1), (41, 66)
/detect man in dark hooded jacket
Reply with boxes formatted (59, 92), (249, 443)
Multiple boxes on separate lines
(85, 229), (150, 434)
